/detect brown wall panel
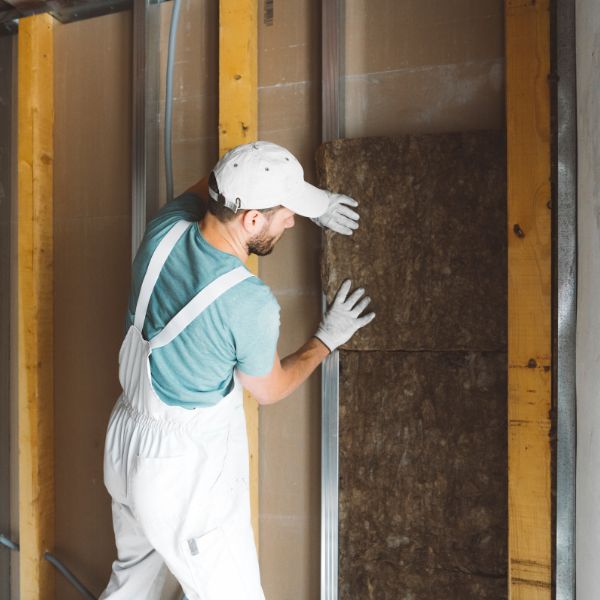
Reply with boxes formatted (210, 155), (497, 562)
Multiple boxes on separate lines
(53, 12), (132, 598)
(344, 0), (503, 73)
(0, 32), (15, 600)
(344, 0), (505, 137)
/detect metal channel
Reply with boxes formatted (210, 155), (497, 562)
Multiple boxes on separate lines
(554, 0), (577, 598)
(321, 0), (344, 143)
(321, 2), (344, 598)
(321, 347), (339, 600)
(132, 0), (161, 258)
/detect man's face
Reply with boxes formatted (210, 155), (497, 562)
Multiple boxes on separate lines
(247, 207), (295, 256)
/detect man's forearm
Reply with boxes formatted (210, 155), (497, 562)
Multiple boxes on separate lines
(240, 337), (330, 405)
(275, 337), (330, 401)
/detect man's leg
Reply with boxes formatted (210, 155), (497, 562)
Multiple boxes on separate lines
(129, 407), (264, 600)
(99, 500), (169, 600)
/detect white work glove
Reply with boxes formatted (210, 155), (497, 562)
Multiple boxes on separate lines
(315, 280), (375, 352)
(312, 191), (360, 235)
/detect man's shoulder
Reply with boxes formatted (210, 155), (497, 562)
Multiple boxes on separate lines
(231, 275), (278, 305)
(222, 275), (280, 319)
(147, 193), (204, 234)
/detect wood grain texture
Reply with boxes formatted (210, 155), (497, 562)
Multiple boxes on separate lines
(17, 13), (55, 600)
(219, 0), (260, 547)
(505, 0), (552, 597)
(219, 0), (257, 156)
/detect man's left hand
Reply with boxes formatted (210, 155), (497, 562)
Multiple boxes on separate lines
(312, 192), (360, 235)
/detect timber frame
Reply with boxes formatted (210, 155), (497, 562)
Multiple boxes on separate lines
(506, 0), (553, 596)
(12, 1), (577, 597)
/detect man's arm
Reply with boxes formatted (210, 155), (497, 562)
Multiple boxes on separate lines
(237, 280), (375, 405)
(237, 338), (329, 405)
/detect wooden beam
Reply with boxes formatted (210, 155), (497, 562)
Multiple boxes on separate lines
(17, 13), (55, 600)
(219, 0), (258, 157)
(218, 0), (260, 547)
(506, 0), (552, 598)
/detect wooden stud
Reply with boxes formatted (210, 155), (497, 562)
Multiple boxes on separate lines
(219, 0), (260, 547)
(18, 13), (55, 600)
(218, 0), (258, 158)
(506, 0), (552, 598)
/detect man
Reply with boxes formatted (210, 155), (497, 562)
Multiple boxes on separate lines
(100, 141), (375, 599)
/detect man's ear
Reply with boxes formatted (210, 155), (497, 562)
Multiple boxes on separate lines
(241, 209), (266, 234)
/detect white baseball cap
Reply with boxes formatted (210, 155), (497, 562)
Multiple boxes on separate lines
(208, 141), (330, 218)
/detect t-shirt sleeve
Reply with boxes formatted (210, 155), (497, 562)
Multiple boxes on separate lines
(233, 287), (280, 377)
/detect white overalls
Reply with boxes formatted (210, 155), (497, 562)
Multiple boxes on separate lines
(101, 220), (265, 600)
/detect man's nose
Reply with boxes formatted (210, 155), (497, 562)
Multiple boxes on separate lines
(285, 216), (295, 229)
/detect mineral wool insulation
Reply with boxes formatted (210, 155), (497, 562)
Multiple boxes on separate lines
(317, 133), (507, 600)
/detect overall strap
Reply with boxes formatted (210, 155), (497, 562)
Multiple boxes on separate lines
(149, 266), (253, 350)
(134, 220), (193, 331)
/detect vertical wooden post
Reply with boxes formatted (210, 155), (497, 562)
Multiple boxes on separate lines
(506, 0), (552, 598)
(219, 0), (260, 547)
(18, 13), (55, 600)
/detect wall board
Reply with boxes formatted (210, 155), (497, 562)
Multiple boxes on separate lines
(53, 12), (132, 599)
(575, 1), (600, 598)
(343, 0), (505, 137)
(0, 32), (15, 600)
(42, 1), (506, 598)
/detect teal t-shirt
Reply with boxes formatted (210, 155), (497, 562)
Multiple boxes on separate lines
(126, 192), (281, 408)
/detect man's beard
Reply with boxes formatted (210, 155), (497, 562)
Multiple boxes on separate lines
(247, 229), (279, 256)
(247, 220), (285, 256)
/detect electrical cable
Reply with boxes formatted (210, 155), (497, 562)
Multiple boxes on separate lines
(1, 533), (98, 600)
(0, 533), (19, 552)
(165, 0), (182, 203)
(44, 552), (97, 600)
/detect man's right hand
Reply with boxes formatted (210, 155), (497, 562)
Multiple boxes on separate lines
(237, 280), (374, 406)
(314, 280), (375, 352)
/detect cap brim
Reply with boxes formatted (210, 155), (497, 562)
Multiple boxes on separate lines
(282, 181), (329, 218)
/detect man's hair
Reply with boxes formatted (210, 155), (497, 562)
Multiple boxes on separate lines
(207, 172), (281, 223)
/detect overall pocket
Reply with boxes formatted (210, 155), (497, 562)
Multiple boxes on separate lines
(130, 453), (191, 533)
